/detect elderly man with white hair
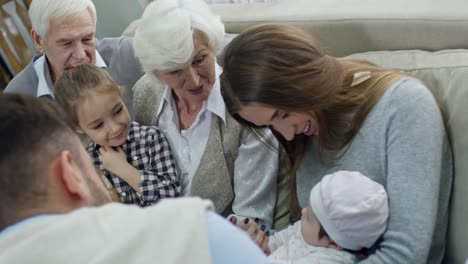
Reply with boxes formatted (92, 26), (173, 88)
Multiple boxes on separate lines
(4, 0), (143, 114)
(132, 0), (290, 229)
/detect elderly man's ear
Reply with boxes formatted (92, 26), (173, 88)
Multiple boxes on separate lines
(30, 29), (45, 53)
(49, 150), (92, 206)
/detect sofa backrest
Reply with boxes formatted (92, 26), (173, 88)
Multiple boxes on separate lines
(211, 0), (468, 56)
(210, 1), (468, 263)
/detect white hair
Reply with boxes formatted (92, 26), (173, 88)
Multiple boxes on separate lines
(133, 0), (225, 73)
(29, 0), (97, 40)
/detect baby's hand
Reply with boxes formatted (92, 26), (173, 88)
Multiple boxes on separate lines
(99, 146), (127, 175)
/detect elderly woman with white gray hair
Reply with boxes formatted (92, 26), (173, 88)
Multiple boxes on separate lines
(132, 0), (289, 229)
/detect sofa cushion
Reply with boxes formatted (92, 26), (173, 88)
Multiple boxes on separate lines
(348, 49), (468, 264)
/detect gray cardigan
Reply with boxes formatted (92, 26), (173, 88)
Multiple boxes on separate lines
(132, 74), (247, 215)
(296, 78), (453, 264)
(133, 74), (293, 229)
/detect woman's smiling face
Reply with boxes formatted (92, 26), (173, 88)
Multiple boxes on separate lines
(237, 104), (319, 141)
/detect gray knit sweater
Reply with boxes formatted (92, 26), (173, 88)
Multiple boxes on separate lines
(297, 78), (452, 264)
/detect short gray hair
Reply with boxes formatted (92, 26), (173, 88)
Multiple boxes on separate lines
(29, 0), (97, 40)
(133, 0), (224, 73)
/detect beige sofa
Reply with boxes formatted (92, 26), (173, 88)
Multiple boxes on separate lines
(210, 0), (468, 263)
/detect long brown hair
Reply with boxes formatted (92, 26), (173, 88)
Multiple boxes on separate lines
(221, 24), (404, 170)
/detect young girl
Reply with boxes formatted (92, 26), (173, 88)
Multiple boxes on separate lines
(55, 64), (181, 206)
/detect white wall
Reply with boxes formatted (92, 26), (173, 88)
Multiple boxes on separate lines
(93, 0), (147, 38)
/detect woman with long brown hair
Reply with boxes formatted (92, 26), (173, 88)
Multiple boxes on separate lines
(221, 24), (452, 264)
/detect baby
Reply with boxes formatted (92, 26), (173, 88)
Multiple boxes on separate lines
(254, 171), (388, 263)
(55, 64), (181, 206)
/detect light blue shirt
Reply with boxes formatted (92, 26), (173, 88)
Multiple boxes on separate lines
(1, 211), (276, 264)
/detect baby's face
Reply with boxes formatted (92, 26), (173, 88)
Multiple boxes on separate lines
(300, 206), (331, 247)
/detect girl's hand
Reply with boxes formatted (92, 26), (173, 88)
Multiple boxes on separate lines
(99, 146), (141, 192)
(99, 146), (127, 175)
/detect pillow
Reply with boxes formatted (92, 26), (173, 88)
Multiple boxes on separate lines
(348, 49), (468, 264)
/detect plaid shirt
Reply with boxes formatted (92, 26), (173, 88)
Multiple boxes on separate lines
(87, 122), (181, 206)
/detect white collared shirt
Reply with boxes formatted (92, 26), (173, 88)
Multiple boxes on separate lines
(157, 64), (226, 193)
(156, 63), (279, 228)
(34, 50), (107, 98)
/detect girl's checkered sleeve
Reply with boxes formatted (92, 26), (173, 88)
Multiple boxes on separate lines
(138, 127), (182, 204)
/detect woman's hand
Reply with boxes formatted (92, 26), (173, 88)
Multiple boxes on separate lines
(231, 217), (271, 255)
